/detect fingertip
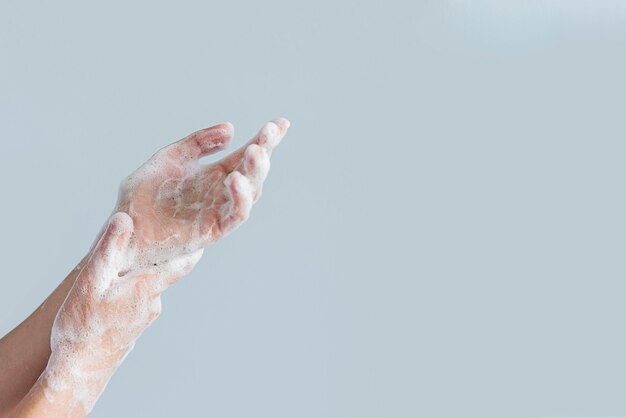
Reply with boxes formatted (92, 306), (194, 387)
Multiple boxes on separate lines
(210, 121), (235, 140)
(258, 122), (281, 150)
(170, 123), (235, 162)
(272, 117), (290, 132)
(221, 121), (234, 135)
(200, 122), (235, 151)
(265, 121), (279, 136)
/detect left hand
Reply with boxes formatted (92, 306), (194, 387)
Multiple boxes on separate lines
(113, 118), (290, 267)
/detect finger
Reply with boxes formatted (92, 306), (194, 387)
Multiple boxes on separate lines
(271, 117), (291, 134)
(163, 122), (234, 162)
(243, 144), (270, 202)
(255, 118), (288, 156)
(243, 144), (270, 182)
(217, 118), (290, 172)
(219, 171), (253, 235)
(91, 212), (134, 291)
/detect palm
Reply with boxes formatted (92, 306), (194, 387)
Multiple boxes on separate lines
(118, 159), (227, 249)
(113, 119), (289, 265)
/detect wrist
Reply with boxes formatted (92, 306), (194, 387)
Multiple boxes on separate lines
(44, 336), (134, 415)
(40, 358), (113, 416)
(8, 369), (93, 418)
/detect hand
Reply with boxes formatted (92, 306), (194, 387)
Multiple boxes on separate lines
(114, 118), (290, 267)
(43, 212), (202, 414)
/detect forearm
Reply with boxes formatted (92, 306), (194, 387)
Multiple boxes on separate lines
(0, 257), (87, 416)
(7, 365), (107, 418)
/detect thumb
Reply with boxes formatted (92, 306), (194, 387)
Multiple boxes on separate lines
(90, 212), (134, 291)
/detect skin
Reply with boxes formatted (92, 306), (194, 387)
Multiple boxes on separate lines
(9, 213), (180, 418)
(116, 118), (289, 264)
(0, 118), (290, 417)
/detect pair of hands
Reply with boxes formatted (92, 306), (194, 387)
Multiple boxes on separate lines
(44, 118), (290, 413)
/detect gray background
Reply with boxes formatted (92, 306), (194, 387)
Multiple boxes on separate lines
(1, 1), (625, 417)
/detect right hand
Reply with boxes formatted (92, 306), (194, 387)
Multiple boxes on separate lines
(44, 212), (202, 413)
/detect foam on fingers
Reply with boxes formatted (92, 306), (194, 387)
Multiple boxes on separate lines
(166, 122), (234, 162)
(220, 171), (253, 234)
(243, 143), (271, 183)
(271, 117), (291, 134)
(192, 122), (234, 157)
(216, 118), (290, 172)
(257, 121), (282, 154)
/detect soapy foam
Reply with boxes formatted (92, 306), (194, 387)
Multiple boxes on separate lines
(112, 121), (281, 259)
(44, 119), (289, 412)
(45, 214), (204, 413)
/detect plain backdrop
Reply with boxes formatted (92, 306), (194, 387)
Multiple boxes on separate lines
(1, 1), (626, 417)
